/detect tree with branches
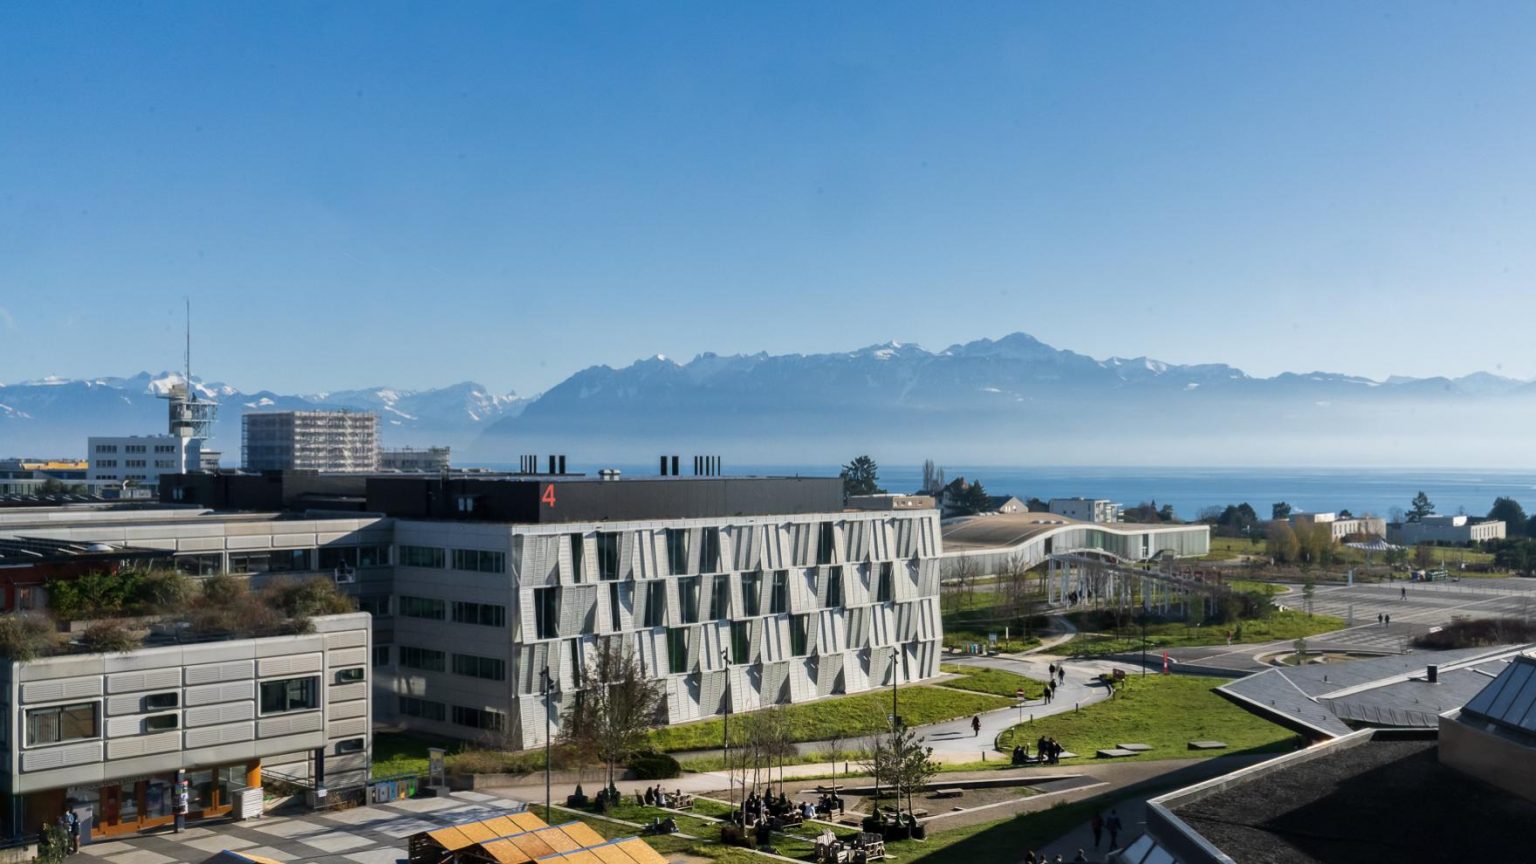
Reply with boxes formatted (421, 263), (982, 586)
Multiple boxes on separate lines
(558, 638), (665, 795)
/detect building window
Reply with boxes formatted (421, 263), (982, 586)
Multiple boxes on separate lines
(125, 459), (146, 468)
(154, 444), (174, 453)
(399, 696), (445, 721)
(94, 445), (117, 454)
(26, 702), (98, 746)
(666, 628), (689, 674)
(456, 495), (476, 514)
(570, 534), (585, 582)
(877, 562), (895, 603)
(790, 614), (810, 657)
(451, 705), (505, 731)
(608, 583), (627, 631)
(358, 595), (391, 618)
(399, 545), (445, 568)
(318, 546), (360, 570)
(710, 574), (731, 620)
(358, 545), (389, 567)
(399, 596), (445, 620)
(534, 587), (561, 639)
(452, 601), (506, 627)
(643, 581), (666, 628)
(741, 571), (762, 617)
(144, 714), (178, 732)
(373, 645), (391, 667)
(451, 549), (505, 573)
(826, 566), (844, 607)
(400, 646), (446, 672)
(452, 654), (506, 681)
(125, 445), (146, 454)
(597, 532), (620, 580)
(730, 622), (750, 664)
(96, 460), (117, 468)
(337, 738), (365, 754)
(154, 460), (174, 469)
(770, 570), (789, 615)
(665, 528), (689, 575)
(144, 692), (178, 711)
(259, 676), (319, 714)
(702, 527), (722, 573)
(228, 549), (311, 574)
(678, 577), (700, 624)
(817, 522), (835, 565)
(335, 667), (365, 684)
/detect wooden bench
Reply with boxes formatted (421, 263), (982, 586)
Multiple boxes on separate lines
(933, 789), (964, 799)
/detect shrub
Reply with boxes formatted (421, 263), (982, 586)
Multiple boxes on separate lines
(0, 614), (61, 661)
(1414, 617), (1536, 650)
(131, 569), (192, 613)
(78, 620), (142, 654)
(628, 751), (680, 780)
(445, 749), (544, 775)
(261, 576), (355, 618)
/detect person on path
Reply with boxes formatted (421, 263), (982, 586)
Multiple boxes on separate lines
(36, 823), (50, 858)
(971, 715), (981, 737)
(65, 808), (80, 853)
(1058, 666), (1066, 684)
(1107, 809), (1123, 847)
(175, 779), (189, 833)
(1091, 812), (1104, 847)
(1385, 614), (1391, 626)
(1049, 663), (1056, 679)
(1401, 586), (1407, 600)
(1377, 613), (1383, 626)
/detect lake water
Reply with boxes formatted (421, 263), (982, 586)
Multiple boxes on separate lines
(474, 463), (1536, 521)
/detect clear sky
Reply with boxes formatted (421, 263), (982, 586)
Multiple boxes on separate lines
(4, 2), (1536, 395)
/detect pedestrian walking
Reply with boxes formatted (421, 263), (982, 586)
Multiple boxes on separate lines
(1049, 663), (1056, 679)
(1091, 812), (1104, 848)
(1401, 587), (1407, 600)
(1058, 666), (1066, 684)
(1107, 809), (1123, 847)
(1377, 613), (1383, 626)
(971, 715), (981, 737)
(1385, 614), (1391, 626)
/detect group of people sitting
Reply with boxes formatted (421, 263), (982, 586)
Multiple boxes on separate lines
(641, 785), (686, 808)
(814, 791), (846, 818)
(1011, 736), (1065, 765)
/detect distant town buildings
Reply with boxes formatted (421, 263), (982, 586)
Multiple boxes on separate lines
(1049, 497), (1121, 523)
(378, 446), (451, 472)
(242, 410), (379, 472)
(1388, 514), (1506, 546)
(0, 459), (96, 498)
(985, 495), (1027, 514)
(846, 493), (936, 511)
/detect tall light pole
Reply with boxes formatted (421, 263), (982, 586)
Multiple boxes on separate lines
(540, 667), (555, 815)
(721, 649), (733, 820)
(890, 645), (900, 728)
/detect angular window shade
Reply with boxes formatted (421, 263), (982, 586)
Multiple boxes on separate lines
(789, 570), (815, 612)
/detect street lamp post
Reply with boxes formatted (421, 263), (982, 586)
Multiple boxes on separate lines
(721, 650), (733, 821)
(540, 667), (555, 815)
(1140, 614), (1147, 678)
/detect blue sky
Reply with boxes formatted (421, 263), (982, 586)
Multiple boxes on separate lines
(4, 2), (1536, 395)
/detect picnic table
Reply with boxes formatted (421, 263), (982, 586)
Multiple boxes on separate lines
(670, 792), (695, 810)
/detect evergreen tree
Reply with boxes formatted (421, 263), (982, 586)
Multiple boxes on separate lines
(1408, 491), (1434, 522)
(840, 455), (884, 497)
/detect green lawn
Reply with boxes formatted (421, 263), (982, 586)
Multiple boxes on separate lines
(1224, 579), (1285, 596)
(371, 731), (434, 776)
(1066, 608), (1344, 657)
(938, 664), (1046, 699)
(994, 674), (1300, 761)
(650, 685), (1012, 752)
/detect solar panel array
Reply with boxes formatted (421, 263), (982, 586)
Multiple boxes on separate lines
(1462, 655), (1536, 736)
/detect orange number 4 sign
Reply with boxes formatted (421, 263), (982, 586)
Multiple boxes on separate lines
(541, 484), (557, 507)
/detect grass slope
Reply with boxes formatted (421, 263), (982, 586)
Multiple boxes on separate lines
(938, 664), (1046, 699)
(1067, 609), (1344, 656)
(995, 674), (1299, 761)
(651, 685), (1011, 752)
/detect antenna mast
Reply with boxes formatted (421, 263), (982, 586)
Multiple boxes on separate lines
(185, 296), (192, 389)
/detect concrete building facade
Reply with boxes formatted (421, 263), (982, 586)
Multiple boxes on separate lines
(242, 411), (379, 473)
(1290, 512), (1387, 541)
(378, 447), (451, 472)
(1048, 497), (1120, 524)
(1388, 514), (1506, 546)
(1, 613), (370, 840)
(87, 436), (202, 492)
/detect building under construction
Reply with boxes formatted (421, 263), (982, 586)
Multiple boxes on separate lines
(242, 410), (379, 472)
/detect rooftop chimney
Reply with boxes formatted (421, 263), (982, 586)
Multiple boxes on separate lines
(1427, 664), (1439, 684)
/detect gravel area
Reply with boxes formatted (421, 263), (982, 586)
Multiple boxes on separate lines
(1173, 739), (1534, 863)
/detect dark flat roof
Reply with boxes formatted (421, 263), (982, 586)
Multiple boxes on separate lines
(1169, 737), (1535, 863)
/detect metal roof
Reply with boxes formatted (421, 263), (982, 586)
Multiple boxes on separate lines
(0, 535), (162, 566)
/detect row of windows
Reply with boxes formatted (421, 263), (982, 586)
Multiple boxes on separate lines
(319, 545), (389, 569)
(24, 675), (320, 747)
(397, 697), (505, 732)
(96, 460), (117, 468)
(399, 596), (445, 620)
(379, 596), (506, 627)
(94, 445), (117, 453)
(453, 600), (506, 627)
(400, 645), (506, 681)
(576, 564), (877, 636)
(154, 444), (175, 453)
(400, 545), (506, 574)
(125, 444), (146, 453)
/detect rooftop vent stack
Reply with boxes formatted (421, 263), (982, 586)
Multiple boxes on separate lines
(1427, 664), (1439, 684)
(558, 455), (566, 475)
(660, 456), (668, 476)
(671, 455), (680, 476)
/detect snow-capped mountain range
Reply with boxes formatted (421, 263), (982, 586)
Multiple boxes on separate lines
(3, 332), (1532, 467)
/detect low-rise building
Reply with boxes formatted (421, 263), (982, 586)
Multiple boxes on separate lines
(1, 612), (370, 840)
(846, 493), (936, 511)
(1048, 497), (1120, 523)
(1290, 511), (1387, 541)
(87, 436), (201, 496)
(378, 447), (451, 472)
(985, 495), (1027, 514)
(1388, 514), (1506, 546)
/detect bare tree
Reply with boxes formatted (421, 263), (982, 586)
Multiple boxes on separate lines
(558, 638), (666, 794)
